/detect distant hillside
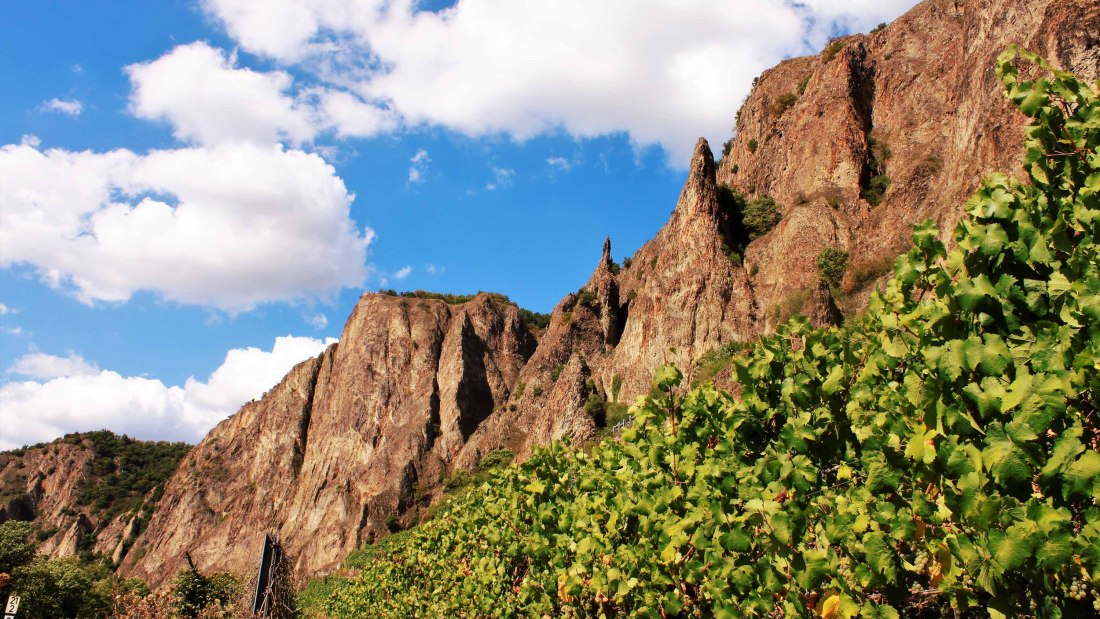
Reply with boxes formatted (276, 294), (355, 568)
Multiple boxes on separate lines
(0, 431), (189, 566)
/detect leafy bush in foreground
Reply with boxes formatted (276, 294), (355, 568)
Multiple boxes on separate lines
(0, 521), (146, 619)
(310, 49), (1098, 618)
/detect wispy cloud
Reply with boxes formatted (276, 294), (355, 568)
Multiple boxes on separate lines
(408, 149), (430, 185)
(40, 98), (83, 116)
(485, 167), (514, 191)
(393, 265), (413, 280)
(308, 313), (328, 329)
(425, 263), (445, 275)
(547, 156), (573, 172)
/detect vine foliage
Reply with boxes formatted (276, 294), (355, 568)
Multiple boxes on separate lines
(311, 49), (1099, 618)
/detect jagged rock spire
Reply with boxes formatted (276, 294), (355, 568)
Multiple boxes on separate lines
(671, 138), (721, 225)
(580, 235), (622, 348)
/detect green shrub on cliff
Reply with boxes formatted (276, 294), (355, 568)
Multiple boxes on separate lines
(816, 247), (849, 288)
(73, 431), (189, 529)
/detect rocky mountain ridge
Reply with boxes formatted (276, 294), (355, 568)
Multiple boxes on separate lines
(2, 0), (1097, 588)
(718, 0), (1099, 320)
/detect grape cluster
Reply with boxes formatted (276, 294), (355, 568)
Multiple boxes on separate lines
(957, 567), (974, 592)
(837, 556), (852, 580)
(1067, 579), (1093, 604)
(912, 550), (929, 572)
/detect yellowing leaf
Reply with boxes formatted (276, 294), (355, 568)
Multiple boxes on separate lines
(819, 592), (841, 619)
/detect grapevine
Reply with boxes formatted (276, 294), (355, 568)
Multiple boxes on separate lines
(306, 49), (1099, 618)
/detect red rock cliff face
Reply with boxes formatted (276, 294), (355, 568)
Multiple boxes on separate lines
(123, 294), (535, 585)
(1, 442), (98, 556)
(118, 350), (331, 585)
(717, 0), (1099, 326)
(121, 0), (1099, 585)
(453, 139), (760, 464)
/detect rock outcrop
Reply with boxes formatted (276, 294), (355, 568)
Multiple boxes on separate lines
(122, 294), (536, 585)
(453, 138), (760, 464)
(0, 441), (94, 551)
(455, 0), (1100, 475)
(718, 0), (1099, 319)
(800, 281), (845, 330)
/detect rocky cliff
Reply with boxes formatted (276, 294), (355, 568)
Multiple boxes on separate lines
(80, 0), (1100, 586)
(452, 138), (761, 465)
(122, 294), (535, 584)
(455, 0), (1100, 465)
(718, 0), (1099, 322)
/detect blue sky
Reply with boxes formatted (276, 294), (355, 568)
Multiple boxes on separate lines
(0, 0), (917, 449)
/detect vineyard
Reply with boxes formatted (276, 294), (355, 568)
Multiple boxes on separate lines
(307, 50), (1099, 618)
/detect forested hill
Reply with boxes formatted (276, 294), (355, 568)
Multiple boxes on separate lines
(0, 431), (189, 566)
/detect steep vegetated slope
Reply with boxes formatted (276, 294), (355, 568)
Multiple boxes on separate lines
(0, 432), (188, 566)
(101, 0), (1099, 587)
(308, 49), (1100, 618)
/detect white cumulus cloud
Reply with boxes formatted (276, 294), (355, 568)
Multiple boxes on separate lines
(198, 0), (918, 163)
(312, 88), (398, 139)
(393, 265), (412, 280)
(40, 98), (84, 116)
(0, 336), (336, 450)
(0, 140), (372, 311)
(126, 42), (316, 147)
(7, 351), (98, 380)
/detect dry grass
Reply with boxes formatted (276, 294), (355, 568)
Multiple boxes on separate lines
(767, 287), (814, 325)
